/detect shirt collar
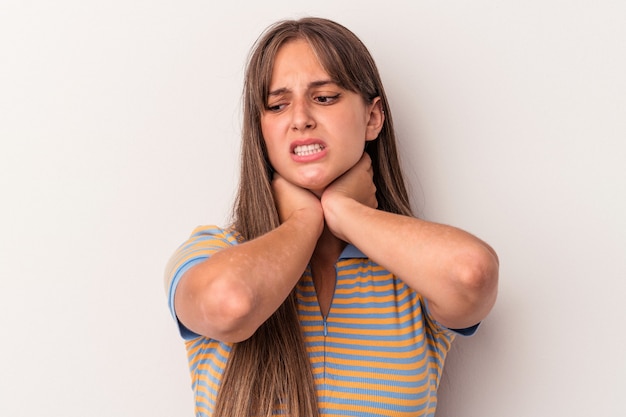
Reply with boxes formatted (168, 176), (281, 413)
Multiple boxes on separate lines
(339, 244), (367, 260)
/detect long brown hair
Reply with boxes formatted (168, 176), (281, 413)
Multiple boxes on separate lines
(214, 17), (414, 417)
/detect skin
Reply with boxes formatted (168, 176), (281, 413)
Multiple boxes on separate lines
(261, 39), (381, 197)
(174, 39), (499, 343)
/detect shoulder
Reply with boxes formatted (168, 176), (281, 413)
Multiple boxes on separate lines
(186, 225), (243, 246)
(170, 225), (241, 266)
(163, 225), (243, 296)
(163, 225), (245, 337)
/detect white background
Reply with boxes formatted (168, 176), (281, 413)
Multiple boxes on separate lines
(1, 1), (624, 416)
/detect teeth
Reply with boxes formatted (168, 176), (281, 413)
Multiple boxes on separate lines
(294, 144), (324, 156)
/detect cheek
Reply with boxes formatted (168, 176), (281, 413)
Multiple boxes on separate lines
(260, 117), (285, 146)
(261, 140), (284, 174)
(260, 122), (276, 156)
(337, 108), (368, 137)
(260, 120), (270, 143)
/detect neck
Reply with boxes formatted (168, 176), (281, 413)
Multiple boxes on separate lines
(311, 226), (346, 266)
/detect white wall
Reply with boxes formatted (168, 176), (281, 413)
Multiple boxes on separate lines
(1, 1), (624, 416)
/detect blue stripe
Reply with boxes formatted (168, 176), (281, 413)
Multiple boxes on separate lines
(191, 384), (215, 409)
(187, 343), (230, 375)
(322, 349), (428, 368)
(334, 268), (393, 280)
(167, 257), (206, 328)
(318, 395), (430, 415)
(324, 318), (423, 331)
(313, 360), (430, 378)
(320, 378), (431, 397)
(191, 375), (219, 400)
(298, 295), (417, 310)
(311, 338), (428, 354)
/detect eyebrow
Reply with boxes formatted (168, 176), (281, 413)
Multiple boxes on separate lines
(268, 79), (338, 97)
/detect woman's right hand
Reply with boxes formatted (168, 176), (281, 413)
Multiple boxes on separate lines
(272, 173), (324, 227)
(175, 173), (324, 343)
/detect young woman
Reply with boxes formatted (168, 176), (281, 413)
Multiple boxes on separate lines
(165, 17), (499, 417)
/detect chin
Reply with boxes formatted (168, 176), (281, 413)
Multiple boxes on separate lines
(299, 180), (327, 193)
(295, 172), (333, 192)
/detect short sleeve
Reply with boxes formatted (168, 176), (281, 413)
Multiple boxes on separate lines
(163, 225), (241, 339)
(421, 297), (480, 337)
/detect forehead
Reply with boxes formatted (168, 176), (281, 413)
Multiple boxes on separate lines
(269, 39), (330, 86)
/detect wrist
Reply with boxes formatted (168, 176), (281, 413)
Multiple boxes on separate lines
(290, 206), (324, 237)
(322, 196), (362, 242)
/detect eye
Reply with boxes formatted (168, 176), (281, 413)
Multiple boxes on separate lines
(314, 93), (340, 104)
(266, 102), (286, 112)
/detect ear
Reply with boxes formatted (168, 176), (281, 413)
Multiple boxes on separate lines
(365, 96), (385, 141)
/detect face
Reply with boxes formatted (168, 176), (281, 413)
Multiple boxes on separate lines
(260, 39), (383, 196)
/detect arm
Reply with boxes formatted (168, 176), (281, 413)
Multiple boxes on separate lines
(175, 176), (323, 343)
(321, 154), (499, 330)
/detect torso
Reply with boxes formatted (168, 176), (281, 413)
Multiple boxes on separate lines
(171, 226), (457, 417)
(310, 228), (345, 318)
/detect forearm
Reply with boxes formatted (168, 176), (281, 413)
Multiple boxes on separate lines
(325, 198), (499, 329)
(175, 209), (323, 342)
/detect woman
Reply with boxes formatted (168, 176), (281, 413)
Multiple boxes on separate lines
(165, 17), (498, 417)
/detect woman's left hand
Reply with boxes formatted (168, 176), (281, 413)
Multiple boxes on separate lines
(321, 152), (377, 241)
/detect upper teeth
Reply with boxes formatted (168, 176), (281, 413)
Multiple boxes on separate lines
(294, 144), (324, 156)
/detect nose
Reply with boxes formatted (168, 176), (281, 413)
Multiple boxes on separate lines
(290, 98), (316, 131)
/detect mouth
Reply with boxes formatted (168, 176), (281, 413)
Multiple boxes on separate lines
(293, 143), (325, 156)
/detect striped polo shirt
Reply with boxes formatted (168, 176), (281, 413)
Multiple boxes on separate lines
(164, 225), (469, 417)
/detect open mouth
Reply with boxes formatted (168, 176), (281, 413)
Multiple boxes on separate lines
(293, 144), (325, 156)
